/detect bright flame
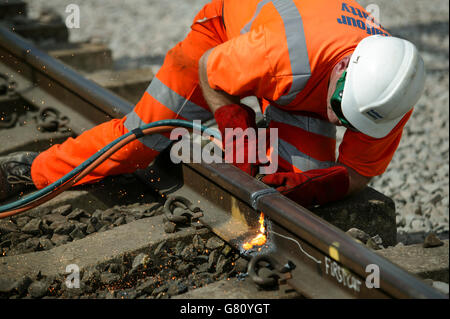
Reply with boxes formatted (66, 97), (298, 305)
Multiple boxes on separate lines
(242, 213), (267, 250)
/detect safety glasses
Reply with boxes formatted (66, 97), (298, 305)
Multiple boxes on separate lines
(330, 71), (358, 131)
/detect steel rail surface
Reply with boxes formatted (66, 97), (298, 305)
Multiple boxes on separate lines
(257, 193), (444, 298)
(0, 26), (131, 119)
(189, 163), (445, 299)
(0, 27), (446, 299)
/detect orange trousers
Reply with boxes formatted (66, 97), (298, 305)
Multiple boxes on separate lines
(31, 0), (336, 189)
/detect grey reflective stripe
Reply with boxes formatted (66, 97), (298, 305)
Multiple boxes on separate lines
(278, 139), (335, 171)
(124, 110), (172, 152)
(265, 105), (336, 139)
(240, 0), (311, 105)
(147, 77), (213, 121)
(272, 0), (310, 105)
(240, 0), (272, 34)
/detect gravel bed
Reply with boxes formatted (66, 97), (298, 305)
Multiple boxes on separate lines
(23, 0), (449, 244)
(0, 232), (247, 299)
(0, 202), (162, 257)
(0, 222), (446, 298)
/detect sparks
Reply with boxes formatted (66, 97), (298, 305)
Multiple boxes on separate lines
(242, 212), (267, 250)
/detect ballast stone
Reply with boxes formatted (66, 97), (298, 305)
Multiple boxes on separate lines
(312, 187), (397, 246)
(376, 239), (449, 282)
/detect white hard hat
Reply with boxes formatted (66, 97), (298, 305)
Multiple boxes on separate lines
(341, 35), (426, 138)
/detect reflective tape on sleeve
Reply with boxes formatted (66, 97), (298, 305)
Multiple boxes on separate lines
(147, 78), (213, 122)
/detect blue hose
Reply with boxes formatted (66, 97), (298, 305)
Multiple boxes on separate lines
(0, 119), (221, 213)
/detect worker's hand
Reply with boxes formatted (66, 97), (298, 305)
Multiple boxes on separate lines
(214, 103), (260, 176)
(261, 166), (350, 208)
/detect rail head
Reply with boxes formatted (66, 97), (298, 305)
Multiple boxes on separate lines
(0, 26), (133, 118)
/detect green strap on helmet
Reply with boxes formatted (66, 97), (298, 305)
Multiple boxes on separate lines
(330, 71), (357, 131)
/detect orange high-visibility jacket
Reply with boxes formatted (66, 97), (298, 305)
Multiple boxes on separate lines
(31, 0), (411, 189)
(207, 0), (410, 177)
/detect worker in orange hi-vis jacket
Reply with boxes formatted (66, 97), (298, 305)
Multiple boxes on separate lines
(0, 0), (425, 209)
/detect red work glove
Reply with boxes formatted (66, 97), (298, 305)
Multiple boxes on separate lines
(261, 166), (350, 208)
(214, 104), (259, 176)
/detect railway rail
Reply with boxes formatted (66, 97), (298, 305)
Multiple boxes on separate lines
(0, 24), (446, 299)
